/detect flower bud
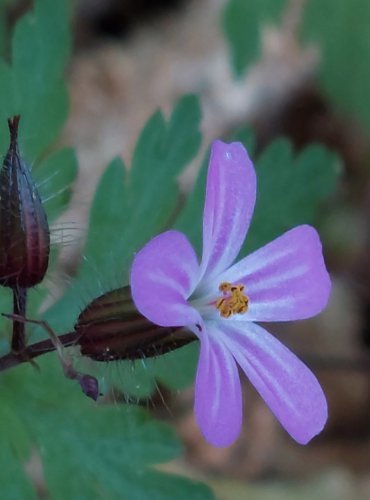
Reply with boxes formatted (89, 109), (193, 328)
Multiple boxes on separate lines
(0, 116), (50, 288)
(76, 373), (99, 401)
(76, 286), (195, 361)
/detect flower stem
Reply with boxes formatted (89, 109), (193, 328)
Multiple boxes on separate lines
(11, 286), (27, 353)
(0, 330), (77, 372)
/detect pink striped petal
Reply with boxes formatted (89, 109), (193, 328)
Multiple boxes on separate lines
(216, 225), (331, 322)
(130, 230), (201, 327)
(221, 321), (327, 444)
(201, 140), (256, 280)
(194, 323), (242, 447)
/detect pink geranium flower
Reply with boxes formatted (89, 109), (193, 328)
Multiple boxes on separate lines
(130, 140), (330, 447)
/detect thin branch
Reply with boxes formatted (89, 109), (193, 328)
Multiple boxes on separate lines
(0, 331), (77, 372)
(0, 331), (369, 378)
(11, 287), (27, 353)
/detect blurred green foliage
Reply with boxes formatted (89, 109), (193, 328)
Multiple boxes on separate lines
(223, 0), (285, 77)
(223, 0), (370, 131)
(242, 140), (339, 254)
(301, 0), (370, 132)
(44, 94), (202, 335)
(0, 0), (70, 157)
(176, 134), (339, 257)
(0, 357), (213, 499)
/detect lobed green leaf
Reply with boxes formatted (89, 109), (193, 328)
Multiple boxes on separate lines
(45, 95), (202, 334)
(241, 139), (340, 254)
(0, 0), (70, 158)
(0, 357), (213, 499)
(34, 148), (79, 223)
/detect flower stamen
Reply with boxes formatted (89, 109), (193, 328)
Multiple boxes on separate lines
(216, 282), (249, 318)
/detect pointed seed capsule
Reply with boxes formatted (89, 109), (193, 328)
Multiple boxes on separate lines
(0, 116), (50, 288)
(76, 286), (195, 361)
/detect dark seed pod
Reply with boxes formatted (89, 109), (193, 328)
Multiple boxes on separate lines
(76, 286), (196, 362)
(0, 116), (50, 288)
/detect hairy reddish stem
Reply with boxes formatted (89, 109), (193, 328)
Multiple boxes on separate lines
(1, 331), (77, 371)
(11, 287), (27, 353)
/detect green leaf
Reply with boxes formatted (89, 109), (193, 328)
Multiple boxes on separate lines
(42, 96), (202, 401)
(85, 93), (201, 284)
(0, 403), (36, 498)
(152, 342), (199, 390)
(80, 155), (128, 284)
(39, 156), (128, 337)
(177, 137), (339, 256)
(34, 148), (78, 222)
(0, 402), (32, 460)
(301, 0), (370, 131)
(176, 128), (255, 255)
(242, 140), (340, 254)
(122, 94), (202, 268)
(0, 0), (70, 158)
(100, 342), (199, 400)
(0, 357), (213, 499)
(223, 0), (286, 77)
(175, 152), (208, 256)
(231, 126), (256, 152)
(0, 444), (37, 499)
(44, 95), (202, 333)
(0, 5), (8, 58)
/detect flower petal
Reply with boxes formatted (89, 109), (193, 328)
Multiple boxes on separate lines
(217, 225), (331, 321)
(221, 321), (327, 444)
(131, 230), (201, 327)
(201, 140), (256, 280)
(194, 323), (242, 447)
